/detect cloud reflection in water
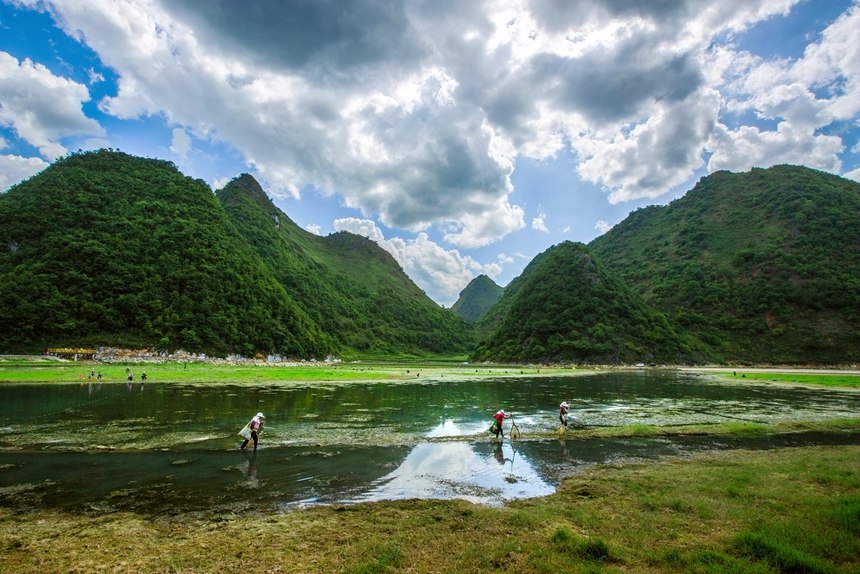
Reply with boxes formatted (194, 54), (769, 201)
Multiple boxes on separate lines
(352, 420), (554, 505)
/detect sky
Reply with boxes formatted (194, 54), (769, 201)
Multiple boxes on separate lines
(1, 0), (858, 307)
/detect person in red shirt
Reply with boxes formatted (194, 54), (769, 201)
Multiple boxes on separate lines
(492, 409), (511, 440)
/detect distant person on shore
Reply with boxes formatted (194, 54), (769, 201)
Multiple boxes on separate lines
(559, 401), (570, 428)
(240, 412), (265, 451)
(491, 409), (511, 440)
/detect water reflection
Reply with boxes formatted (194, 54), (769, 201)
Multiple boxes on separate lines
(1, 372), (858, 451)
(0, 371), (858, 514)
(351, 421), (554, 505)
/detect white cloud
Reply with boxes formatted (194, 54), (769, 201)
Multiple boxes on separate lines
(844, 166), (860, 182)
(305, 223), (322, 235)
(531, 207), (548, 232)
(8, 0), (858, 257)
(211, 176), (231, 191)
(0, 51), (104, 160)
(706, 3), (860, 174)
(594, 220), (612, 234)
(333, 217), (503, 305)
(170, 127), (191, 165)
(0, 154), (50, 191)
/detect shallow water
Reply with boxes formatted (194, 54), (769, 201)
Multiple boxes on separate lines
(0, 371), (857, 513)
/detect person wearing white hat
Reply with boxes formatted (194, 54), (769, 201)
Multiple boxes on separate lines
(559, 401), (570, 428)
(491, 408), (511, 440)
(240, 412), (265, 450)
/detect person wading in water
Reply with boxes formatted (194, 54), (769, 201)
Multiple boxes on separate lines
(240, 412), (265, 451)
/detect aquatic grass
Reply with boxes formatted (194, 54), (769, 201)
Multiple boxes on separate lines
(722, 422), (771, 435)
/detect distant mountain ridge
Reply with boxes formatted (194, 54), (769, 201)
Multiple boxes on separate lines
(0, 150), (470, 357)
(1, 151), (856, 364)
(217, 173), (471, 355)
(450, 274), (503, 324)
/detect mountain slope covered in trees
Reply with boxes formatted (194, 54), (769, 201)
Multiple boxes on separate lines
(1, 152), (855, 364)
(473, 241), (696, 364)
(0, 150), (469, 357)
(216, 175), (471, 355)
(589, 165), (860, 363)
(0, 150), (331, 356)
(450, 274), (503, 324)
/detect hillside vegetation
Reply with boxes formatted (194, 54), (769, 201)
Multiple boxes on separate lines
(450, 274), (503, 324)
(0, 150), (469, 357)
(1, 153), (856, 364)
(589, 165), (860, 363)
(473, 242), (696, 364)
(217, 175), (471, 356)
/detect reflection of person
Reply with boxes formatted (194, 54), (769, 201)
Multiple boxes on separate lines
(240, 412), (265, 451)
(243, 449), (258, 480)
(559, 401), (569, 427)
(492, 409), (511, 440)
(493, 442), (511, 464)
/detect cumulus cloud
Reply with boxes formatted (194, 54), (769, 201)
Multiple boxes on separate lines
(0, 153), (49, 191)
(7, 0), (858, 247)
(594, 220), (612, 234)
(531, 207), (548, 232)
(707, 3), (860, 174)
(170, 127), (191, 165)
(0, 51), (104, 160)
(333, 217), (502, 305)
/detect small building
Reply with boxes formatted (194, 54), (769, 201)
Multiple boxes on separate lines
(46, 347), (97, 360)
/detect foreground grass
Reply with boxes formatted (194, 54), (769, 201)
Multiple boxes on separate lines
(2, 445), (858, 573)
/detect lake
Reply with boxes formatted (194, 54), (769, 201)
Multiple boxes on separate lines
(1, 370), (857, 513)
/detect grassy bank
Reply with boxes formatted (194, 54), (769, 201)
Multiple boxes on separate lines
(4, 359), (860, 388)
(0, 360), (584, 385)
(710, 371), (860, 389)
(2, 444), (857, 573)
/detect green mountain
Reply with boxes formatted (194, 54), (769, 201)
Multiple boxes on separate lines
(450, 274), (503, 324)
(0, 150), (469, 358)
(0, 150), (330, 357)
(216, 174), (471, 356)
(589, 165), (860, 363)
(473, 241), (696, 364)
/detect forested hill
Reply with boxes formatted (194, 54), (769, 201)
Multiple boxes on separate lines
(0, 150), (469, 357)
(216, 175), (471, 355)
(473, 241), (696, 364)
(0, 150), (330, 356)
(450, 274), (503, 324)
(589, 165), (860, 363)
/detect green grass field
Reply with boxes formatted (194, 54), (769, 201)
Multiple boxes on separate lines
(721, 371), (860, 388)
(0, 359), (580, 385)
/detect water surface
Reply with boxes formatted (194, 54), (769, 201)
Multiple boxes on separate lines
(1, 371), (857, 513)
